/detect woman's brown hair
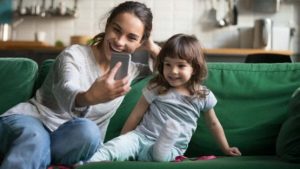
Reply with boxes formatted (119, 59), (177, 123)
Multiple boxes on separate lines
(91, 1), (153, 46)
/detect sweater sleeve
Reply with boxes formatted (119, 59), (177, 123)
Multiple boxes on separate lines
(51, 49), (85, 116)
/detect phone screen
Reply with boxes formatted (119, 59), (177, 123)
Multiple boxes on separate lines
(110, 52), (131, 80)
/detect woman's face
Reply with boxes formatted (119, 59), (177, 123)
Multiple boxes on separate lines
(103, 12), (145, 58)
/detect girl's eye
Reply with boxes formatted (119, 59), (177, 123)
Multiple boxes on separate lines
(178, 64), (187, 68)
(164, 63), (171, 67)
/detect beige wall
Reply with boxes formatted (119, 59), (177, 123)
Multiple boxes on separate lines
(11, 0), (300, 53)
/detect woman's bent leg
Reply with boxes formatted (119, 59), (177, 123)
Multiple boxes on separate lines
(0, 114), (51, 169)
(50, 118), (100, 165)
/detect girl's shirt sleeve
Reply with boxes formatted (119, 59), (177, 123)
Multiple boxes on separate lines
(142, 86), (157, 104)
(202, 91), (218, 112)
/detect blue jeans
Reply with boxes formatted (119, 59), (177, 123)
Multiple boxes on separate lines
(0, 114), (101, 169)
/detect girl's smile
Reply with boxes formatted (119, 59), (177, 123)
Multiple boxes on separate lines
(163, 57), (193, 90)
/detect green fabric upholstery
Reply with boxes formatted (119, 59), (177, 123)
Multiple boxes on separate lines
(78, 156), (300, 169)
(186, 63), (300, 156)
(34, 59), (54, 91)
(0, 58), (38, 114)
(276, 88), (300, 163)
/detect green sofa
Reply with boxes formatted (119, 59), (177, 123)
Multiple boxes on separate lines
(1, 57), (300, 169)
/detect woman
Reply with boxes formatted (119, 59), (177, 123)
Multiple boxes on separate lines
(0, 1), (160, 169)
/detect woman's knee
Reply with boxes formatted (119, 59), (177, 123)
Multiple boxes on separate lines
(53, 118), (101, 149)
(71, 118), (101, 144)
(1, 115), (50, 144)
(51, 118), (101, 164)
(0, 115), (51, 163)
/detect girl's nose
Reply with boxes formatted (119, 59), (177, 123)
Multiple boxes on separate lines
(171, 67), (179, 74)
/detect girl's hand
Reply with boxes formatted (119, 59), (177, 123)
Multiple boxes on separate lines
(223, 147), (242, 156)
(76, 62), (131, 106)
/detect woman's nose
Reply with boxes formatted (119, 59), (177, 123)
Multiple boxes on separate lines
(115, 35), (126, 47)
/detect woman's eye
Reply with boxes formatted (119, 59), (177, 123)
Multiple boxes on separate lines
(128, 36), (138, 42)
(113, 27), (121, 34)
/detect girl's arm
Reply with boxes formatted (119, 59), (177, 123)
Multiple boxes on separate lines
(204, 108), (242, 156)
(121, 95), (150, 134)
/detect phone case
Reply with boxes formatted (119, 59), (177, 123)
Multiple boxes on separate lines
(110, 52), (131, 80)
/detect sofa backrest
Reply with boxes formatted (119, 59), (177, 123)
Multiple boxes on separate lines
(34, 59), (55, 91)
(0, 58), (38, 114)
(107, 63), (300, 156)
(3, 58), (300, 157)
(187, 63), (300, 156)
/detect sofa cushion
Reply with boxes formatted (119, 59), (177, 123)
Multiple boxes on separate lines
(276, 88), (300, 163)
(34, 59), (54, 91)
(183, 63), (300, 156)
(77, 156), (300, 169)
(0, 58), (38, 114)
(105, 63), (300, 157)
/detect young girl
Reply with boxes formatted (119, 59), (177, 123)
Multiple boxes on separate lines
(89, 34), (241, 162)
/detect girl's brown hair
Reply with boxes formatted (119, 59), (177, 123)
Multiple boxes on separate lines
(91, 1), (153, 46)
(149, 33), (208, 98)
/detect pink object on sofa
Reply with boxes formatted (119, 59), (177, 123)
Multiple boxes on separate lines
(196, 155), (217, 160)
(174, 155), (217, 162)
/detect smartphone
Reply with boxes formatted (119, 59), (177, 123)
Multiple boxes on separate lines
(110, 52), (131, 80)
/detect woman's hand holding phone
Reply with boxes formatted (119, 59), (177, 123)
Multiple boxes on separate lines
(75, 62), (131, 106)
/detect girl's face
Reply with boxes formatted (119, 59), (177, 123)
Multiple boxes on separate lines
(163, 57), (194, 90)
(104, 12), (145, 59)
